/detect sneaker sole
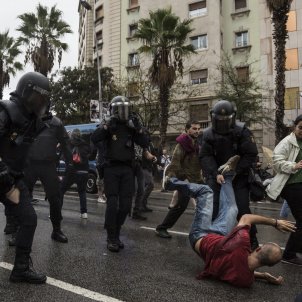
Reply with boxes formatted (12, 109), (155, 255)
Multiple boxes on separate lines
(281, 259), (302, 266)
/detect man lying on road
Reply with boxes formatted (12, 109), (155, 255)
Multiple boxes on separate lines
(163, 174), (296, 287)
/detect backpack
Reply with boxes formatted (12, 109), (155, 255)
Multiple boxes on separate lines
(72, 146), (81, 164)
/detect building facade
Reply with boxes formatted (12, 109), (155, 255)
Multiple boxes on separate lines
(78, 0), (302, 149)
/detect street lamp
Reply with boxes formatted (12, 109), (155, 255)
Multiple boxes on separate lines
(79, 0), (102, 120)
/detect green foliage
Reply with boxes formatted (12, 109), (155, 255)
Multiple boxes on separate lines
(17, 3), (72, 76)
(215, 53), (273, 126)
(0, 30), (23, 99)
(134, 7), (195, 146)
(50, 66), (121, 125)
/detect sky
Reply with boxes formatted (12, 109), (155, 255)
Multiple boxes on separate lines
(1, 0), (79, 99)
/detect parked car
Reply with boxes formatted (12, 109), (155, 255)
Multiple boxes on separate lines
(57, 123), (99, 194)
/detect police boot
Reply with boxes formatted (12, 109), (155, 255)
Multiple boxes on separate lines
(51, 224), (68, 243)
(10, 248), (47, 284)
(4, 215), (17, 235)
(106, 228), (119, 253)
(116, 226), (124, 249)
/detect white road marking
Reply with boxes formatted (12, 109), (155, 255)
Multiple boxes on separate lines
(140, 227), (286, 250)
(140, 226), (189, 236)
(0, 262), (123, 302)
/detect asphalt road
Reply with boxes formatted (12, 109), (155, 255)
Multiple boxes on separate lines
(0, 187), (301, 302)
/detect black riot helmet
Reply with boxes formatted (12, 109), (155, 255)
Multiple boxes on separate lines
(210, 100), (236, 134)
(14, 72), (50, 117)
(109, 96), (130, 122)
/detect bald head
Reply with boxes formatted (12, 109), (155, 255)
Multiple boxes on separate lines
(256, 242), (282, 267)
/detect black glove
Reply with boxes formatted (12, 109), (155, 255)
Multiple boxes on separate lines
(0, 161), (15, 195)
(127, 115), (142, 132)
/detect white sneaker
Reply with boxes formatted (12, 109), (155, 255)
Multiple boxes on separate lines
(81, 213), (88, 219)
(97, 196), (106, 203)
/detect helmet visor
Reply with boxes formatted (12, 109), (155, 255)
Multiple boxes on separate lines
(212, 113), (234, 134)
(111, 101), (130, 121)
(26, 91), (50, 117)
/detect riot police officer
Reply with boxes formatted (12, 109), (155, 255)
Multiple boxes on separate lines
(0, 72), (49, 283)
(200, 100), (259, 250)
(24, 114), (71, 243)
(91, 96), (148, 252)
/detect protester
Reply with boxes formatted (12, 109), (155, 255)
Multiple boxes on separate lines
(0, 72), (49, 283)
(155, 120), (203, 239)
(266, 114), (302, 265)
(91, 96), (148, 252)
(164, 172), (295, 287)
(60, 128), (91, 219)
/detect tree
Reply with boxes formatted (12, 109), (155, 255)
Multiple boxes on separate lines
(17, 3), (72, 76)
(50, 66), (121, 125)
(0, 30), (23, 99)
(265, 0), (293, 144)
(135, 7), (195, 147)
(215, 53), (273, 126)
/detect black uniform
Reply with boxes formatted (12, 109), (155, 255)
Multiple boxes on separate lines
(91, 120), (148, 251)
(0, 93), (47, 282)
(200, 122), (258, 246)
(24, 115), (71, 242)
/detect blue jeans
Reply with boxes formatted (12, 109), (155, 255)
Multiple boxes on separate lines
(166, 177), (238, 248)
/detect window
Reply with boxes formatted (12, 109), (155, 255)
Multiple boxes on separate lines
(128, 53), (139, 66)
(191, 35), (208, 50)
(128, 82), (139, 97)
(129, 24), (138, 37)
(190, 69), (208, 84)
(285, 87), (299, 110)
(96, 31), (103, 45)
(235, 0), (247, 10)
(236, 66), (249, 82)
(287, 11), (297, 32)
(286, 48), (299, 70)
(129, 0), (138, 8)
(95, 5), (104, 20)
(189, 1), (207, 18)
(235, 31), (248, 47)
(189, 104), (209, 121)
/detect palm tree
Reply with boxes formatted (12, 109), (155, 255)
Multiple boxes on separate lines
(265, 0), (293, 144)
(17, 3), (72, 76)
(135, 7), (195, 146)
(0, 30), (23, 99)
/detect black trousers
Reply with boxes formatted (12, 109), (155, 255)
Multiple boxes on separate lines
(24, 161), (62, 227)
(157, 189), (190, 230)
(2, 180), (37, 251)
(103, 165), (134, 231)
(281, 183), (302, 259)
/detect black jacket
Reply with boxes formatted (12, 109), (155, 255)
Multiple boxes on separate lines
(69, 137), (91, 171)
(91, 122), (149, 166)
(27, 116), (71, 164)
(200, 123), (258, 179)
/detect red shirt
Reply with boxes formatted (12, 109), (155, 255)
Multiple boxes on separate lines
(198, 225), (254, 287)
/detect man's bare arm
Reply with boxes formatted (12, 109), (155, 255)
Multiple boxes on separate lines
(254, 272), (284, 285)
(238, 214), (296, 233)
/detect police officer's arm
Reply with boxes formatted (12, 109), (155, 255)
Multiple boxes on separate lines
(133, 130), (149, 149)
(91, 125), (110, 144)
(0, 109), (19, 201)
(199, 136), (218, 179)
(57, 123), (72, 164)
(236, 128), (258, 174)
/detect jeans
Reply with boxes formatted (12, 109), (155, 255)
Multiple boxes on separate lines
(141, 169), (154, 208)
(164, 177), (238, 248)
(133, 162), (145, 213)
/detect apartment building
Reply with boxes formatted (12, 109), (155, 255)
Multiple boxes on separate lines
(78, 0), (302, 148)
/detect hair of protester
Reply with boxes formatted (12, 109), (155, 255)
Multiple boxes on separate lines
(294, 115), (302, 126)
(256, 242), (282, 266)
(185, 120), (201, 130)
